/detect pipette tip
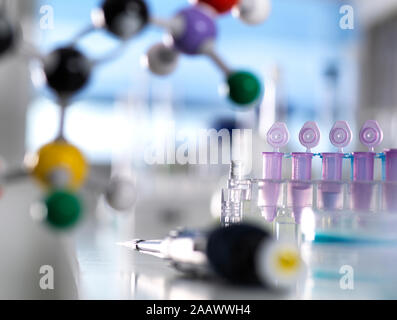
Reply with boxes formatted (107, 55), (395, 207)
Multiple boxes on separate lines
(116, 240), (142, 250)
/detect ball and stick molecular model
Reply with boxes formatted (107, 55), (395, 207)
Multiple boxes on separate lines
(0, 0), (271, 230)
(144, 0), (269, 104)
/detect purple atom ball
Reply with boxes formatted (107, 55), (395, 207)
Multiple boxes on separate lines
(172, 6), (217, 55)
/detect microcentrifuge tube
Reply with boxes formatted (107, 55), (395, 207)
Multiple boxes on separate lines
(289, 122), (320, 224)
(351, 120), (383, 211)
(259, 122), (289, 222)
(319, 121), (352, 210)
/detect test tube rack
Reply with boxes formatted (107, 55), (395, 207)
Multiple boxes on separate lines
(221, 120), (397, 228)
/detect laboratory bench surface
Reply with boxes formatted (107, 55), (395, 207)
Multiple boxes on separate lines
(0, 179), (394, 300)
(74, 219), (390, 300)
(75, 220), (290, 300)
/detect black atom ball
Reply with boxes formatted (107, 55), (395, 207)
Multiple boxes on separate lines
(0, 16), (15, 56)
(101, 0), (149, 39)
(44, 47), (92, 96)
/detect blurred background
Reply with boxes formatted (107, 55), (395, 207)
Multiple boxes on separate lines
(0, 0), (397, 299)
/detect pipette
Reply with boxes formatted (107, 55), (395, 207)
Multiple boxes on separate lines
(119, 224), (304, 289)
(351, 120), (383, 211)
(289, 121), (320, 223)
(259, 122), (290, 222)
(318, 121), (352, 210)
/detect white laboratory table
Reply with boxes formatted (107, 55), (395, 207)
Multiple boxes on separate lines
(75, 221), (289, 300)
(0, 173), (394, 300)
(75, 220), (392, 300)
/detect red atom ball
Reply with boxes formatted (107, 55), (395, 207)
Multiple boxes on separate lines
(196, 0), (239, 14)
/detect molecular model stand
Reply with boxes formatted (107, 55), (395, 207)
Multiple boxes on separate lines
(0, 0), (271, 231)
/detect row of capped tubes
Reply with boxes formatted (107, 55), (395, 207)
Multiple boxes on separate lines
(264, 120), (390, 183)
(221, 154), (397, 228)
(221, 121), (397, 227)
(255, 179), (397, 223)
(263, 151), (391, 182)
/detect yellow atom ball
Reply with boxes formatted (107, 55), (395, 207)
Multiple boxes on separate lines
(31, 141), (88, 190)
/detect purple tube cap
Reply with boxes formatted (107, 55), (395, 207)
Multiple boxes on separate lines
(299, 121), (320, 152)
(359, 120), (383, 151)
(329, 121), (352, 152)
(267, 122), (289, 151)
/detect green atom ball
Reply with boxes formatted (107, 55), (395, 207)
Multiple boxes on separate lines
(227, 71), (262, 106)
(45, 190), (82, 229)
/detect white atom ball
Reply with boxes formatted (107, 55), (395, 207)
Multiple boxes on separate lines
(143, 43), (179, 76)
(233, 0), (271, 25)
(105, 177), (137, 212)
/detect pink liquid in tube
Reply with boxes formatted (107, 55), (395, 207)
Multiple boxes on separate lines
(322, 153), (344, 181)
(351, 120), (383, 212)
(290, 152), (313, 224)
(259, 122), (289, 222)
(260, 152), (283, 222)
(385, 149), (397, 181)
(384, 149), (397, 212)
(318, 121), (352, 211)
(319, 153), (344, 210)
(351, 152), (375, 211)
(289, 121), (320, 224)
(292, 152), (313, 181)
